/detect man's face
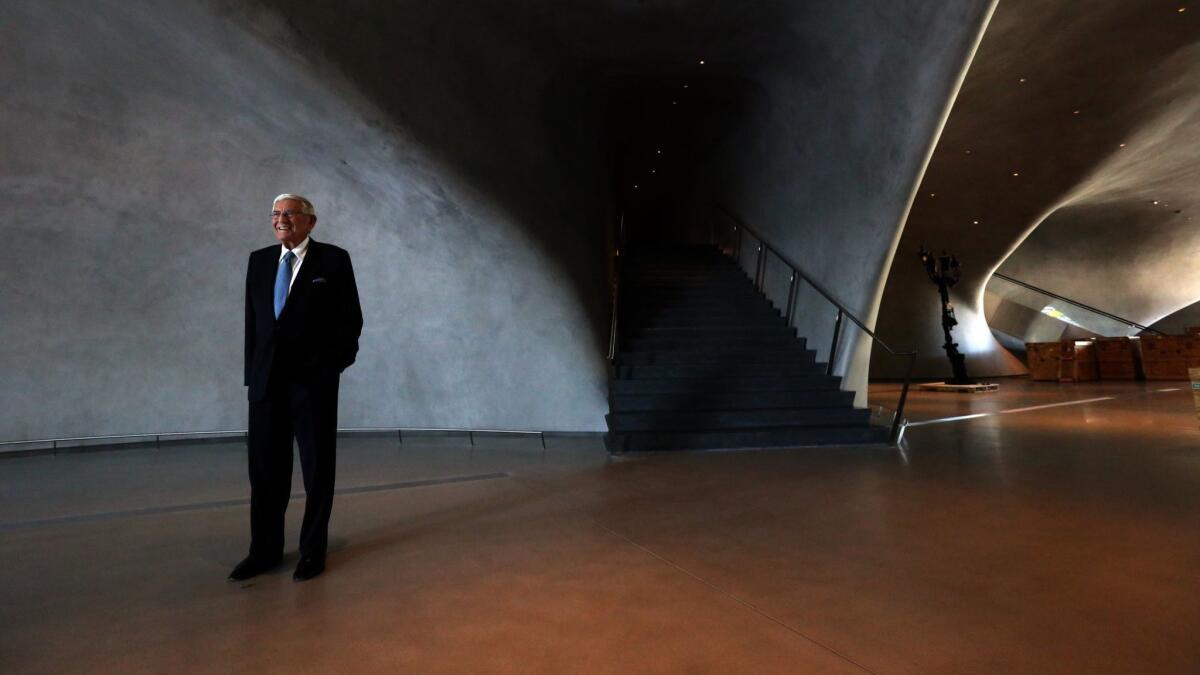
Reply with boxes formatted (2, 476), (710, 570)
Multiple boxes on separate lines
(271, 198), (316, 248)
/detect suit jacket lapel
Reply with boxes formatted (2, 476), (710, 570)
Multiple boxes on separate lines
(281, 239), (320, 318)
(260, 247), (280, 314)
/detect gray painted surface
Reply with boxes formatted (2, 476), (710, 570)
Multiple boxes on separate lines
(697, 2), (995, 400)
(874, 1), (1200, 378)
(0, 0), (610, 442)
(1152, 299), (1200, 335)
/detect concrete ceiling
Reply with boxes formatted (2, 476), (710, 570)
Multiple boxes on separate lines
(873, 0), (1200, 377)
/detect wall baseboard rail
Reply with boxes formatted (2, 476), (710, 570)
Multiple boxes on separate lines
(0, 427), (606, 459)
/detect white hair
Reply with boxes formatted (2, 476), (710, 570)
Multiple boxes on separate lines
(272, 193), (316, 216)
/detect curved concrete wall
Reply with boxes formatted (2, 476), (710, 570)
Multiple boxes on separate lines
(996, 43), (1200, 333)
(697, 2), (995, 401)
(873, 1), (1200, 378)
(0, 0), (611, 443)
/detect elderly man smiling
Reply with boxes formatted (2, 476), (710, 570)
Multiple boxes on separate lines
(231, 194), (363, 582)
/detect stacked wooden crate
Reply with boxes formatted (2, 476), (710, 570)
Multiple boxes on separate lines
(1059, 340), (1098, 382)
(1093, 337), (1140, 380)
(1026, 342), (1062, 381)
(1139, 335), (1200, 380)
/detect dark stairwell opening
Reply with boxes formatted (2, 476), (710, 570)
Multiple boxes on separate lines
(599, 77), (886, 452)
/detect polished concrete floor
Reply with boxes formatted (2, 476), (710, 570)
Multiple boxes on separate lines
(2, 378), (1199, 673)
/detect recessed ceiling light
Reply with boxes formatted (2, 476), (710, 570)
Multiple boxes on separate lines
(672, 100), (677, 105)
(657, 150), (662, 154)
(1073, 110), (1081, 115)
(699, 59), (706, 65)
(683, 84), (689, 88)
(1120, 143), (1127, 147)
(1012, 172), (1020, 177)
(964, 149), (972, 155)
(1019, 77), (1027, 83)
(930, 193), (936, 197)
(1179, 7), (1187, 12)
(651, 169), (656, 174)
(973, 220), (979, 225)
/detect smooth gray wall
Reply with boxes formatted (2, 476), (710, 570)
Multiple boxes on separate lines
(696, 2), (995, 400)
(0, 0), (611, 443)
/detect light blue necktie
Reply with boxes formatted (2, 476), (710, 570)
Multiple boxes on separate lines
(274, 250), (295, 319)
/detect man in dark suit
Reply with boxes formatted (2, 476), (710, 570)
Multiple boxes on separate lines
(230, 193), (363, 582)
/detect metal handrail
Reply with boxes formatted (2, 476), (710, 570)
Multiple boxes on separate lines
(607, 213), (625, 364)
(990, 272), (1165, 336)
(714, 204), (917, 444)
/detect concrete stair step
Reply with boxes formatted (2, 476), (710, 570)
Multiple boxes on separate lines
(634, 326), (796, 337)
(605, 426), (887, 453)
(610, 389), (855, 412)
(618, 348), (812, 364)
(606, 407), (869, 431)
(617, 362), (823, 379)
(626, 304), (776, 316)
(627, 336), (805, 350)
(637, 318), (788, 330)
(611, 375), (840, 394)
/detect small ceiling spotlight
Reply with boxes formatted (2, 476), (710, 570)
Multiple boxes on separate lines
(683, 84), (689, 89)
(657, 150), (662, 155)
(651, 169), (656, 174)
(930, 193), (936, 197)
(964, 149), (972, 155)
(699, 59), (706, 65)
(1019, 77), (1027, 83)
(1179, 7), (1187, 12)
(1012, 172), (1020, 177)
(1120, 143), (1127, 147)
(672, 100), (678, 105)
(633, 184), (639, 189)
(1153, 200), (1160, 205)
(973, 220), (980, 225)
(1073, 110), (1081, 115)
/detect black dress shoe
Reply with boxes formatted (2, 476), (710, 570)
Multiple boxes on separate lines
(228, 554), (281, 581)
(293, 555), (326, 582)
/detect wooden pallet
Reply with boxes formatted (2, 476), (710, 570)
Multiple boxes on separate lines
(917, 382), (1000, 393)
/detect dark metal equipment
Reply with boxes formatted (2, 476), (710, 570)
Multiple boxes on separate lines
(919, 247), (974, 385)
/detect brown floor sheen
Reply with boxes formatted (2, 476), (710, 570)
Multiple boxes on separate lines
(1, 378), (1198, 673)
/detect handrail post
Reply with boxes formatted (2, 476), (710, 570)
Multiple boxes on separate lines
(889, 352), (917, 444)
(754, 243), (765, 290)
(784, 272), (798, 326)
(733, 225), (741, 262)
(607, 212), (625, 365)
(826, 309), (843, 376)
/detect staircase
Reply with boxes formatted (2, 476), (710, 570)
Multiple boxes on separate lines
(606, 246), (885, 452)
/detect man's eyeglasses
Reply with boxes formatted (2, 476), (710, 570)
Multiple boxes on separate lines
(270, 210), (309, 219)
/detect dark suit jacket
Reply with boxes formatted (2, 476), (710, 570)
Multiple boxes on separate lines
(245, 239), (363, 402)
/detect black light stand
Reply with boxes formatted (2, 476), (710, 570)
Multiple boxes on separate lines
(919, 247), (975, 386)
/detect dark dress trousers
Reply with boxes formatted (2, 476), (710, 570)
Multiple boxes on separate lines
(244, 239), (363, 560)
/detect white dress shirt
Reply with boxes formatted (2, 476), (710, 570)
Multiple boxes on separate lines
(279, 237), (311, 294)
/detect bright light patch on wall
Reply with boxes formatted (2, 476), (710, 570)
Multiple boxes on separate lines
(1041, 305), (1085, 328)
(951, 303), (996, 354)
